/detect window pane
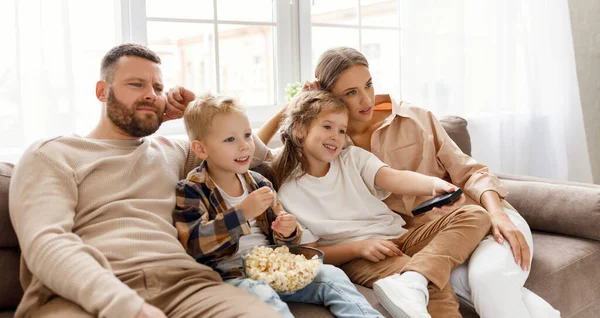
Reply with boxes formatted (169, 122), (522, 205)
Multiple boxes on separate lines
(145, 0), (213, 20)
(312, 0), (358, 25)
(218, 24), (275, 106)
(146, 22), (217, 95)
(311, 27), (359, 71)
(361, 29), (400, 97)
(217, 0), (274, 23)
(0, 0), (19, 150)
(360, 0), (399, 27)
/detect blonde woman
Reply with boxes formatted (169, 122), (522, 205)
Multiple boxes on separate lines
(259, 47), (560, 318)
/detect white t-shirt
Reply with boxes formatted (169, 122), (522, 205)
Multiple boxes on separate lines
(278, 146), (408, 246)
(213, 174), (270, 273)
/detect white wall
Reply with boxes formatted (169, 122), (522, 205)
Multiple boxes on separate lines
(569, 0), (600, 184)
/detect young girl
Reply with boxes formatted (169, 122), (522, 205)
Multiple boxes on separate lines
(272, 90), (492, 318)
(263, 47), (561, 318)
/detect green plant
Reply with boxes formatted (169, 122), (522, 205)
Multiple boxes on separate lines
(285, 82), (303, 102)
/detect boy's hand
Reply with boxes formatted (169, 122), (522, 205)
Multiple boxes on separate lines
(431, 178), (466, 213)
(164, 86), (195, 121)
(241, 187), (274, 220)
(271, 211), (297, 238)
(355, 239), (403, 263)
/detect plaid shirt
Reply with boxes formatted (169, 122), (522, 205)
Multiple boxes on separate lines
(173, 161), (302, 279)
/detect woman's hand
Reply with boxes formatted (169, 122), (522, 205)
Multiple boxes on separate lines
(480, 190), (530, 271)
(355, 239), (403, 263)
(490, 210), (531, 271)
(301, 80), (320, 92)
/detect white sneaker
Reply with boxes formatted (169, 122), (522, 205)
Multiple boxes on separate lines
(373, 274), (431, 318)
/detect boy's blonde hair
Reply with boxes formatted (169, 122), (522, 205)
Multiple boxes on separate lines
(183, 93), (245, 141)
(271, 90), (348, 189)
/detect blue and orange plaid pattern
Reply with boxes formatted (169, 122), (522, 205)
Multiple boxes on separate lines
(173, 161), (302, 279)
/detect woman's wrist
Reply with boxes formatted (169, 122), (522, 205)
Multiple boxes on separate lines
(278, 104), (288, 117)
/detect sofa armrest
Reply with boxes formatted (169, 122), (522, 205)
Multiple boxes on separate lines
(497, 173), (600, 241)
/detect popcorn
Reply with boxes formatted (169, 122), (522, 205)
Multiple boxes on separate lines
(243, 245), (321, 294)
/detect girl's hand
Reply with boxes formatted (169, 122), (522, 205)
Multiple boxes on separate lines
(272, 211), (298, 238)
(430, 178), (465, 213)
(355, 239), (403, 263)
(135, 303), (167, 318)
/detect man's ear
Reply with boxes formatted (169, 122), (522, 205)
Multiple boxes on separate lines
(191, 140), (209, 160)
(96, 80), (107, 102)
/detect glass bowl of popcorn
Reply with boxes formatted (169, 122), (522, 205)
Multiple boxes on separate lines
(241, 245), (324, 295)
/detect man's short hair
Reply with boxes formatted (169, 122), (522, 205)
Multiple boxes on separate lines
(184, 93), (245, 141)
(100, 43), (161, 83)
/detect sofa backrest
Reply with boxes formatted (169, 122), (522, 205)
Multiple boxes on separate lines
(439, 116), (471, 157)
(0, 163), (23, 309)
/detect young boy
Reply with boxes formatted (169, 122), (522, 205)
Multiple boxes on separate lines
(173, 93), (384, 318)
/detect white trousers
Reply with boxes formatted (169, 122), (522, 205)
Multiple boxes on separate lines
(449, 207), (561, 318)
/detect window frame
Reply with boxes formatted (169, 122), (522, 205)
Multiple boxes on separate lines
(119, 0), (402, 130)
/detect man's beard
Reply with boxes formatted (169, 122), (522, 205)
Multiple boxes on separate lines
(106, 88), (164, 137)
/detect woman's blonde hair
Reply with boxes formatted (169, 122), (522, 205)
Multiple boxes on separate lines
(315, 47), (369, 91)
(271, 90), (348, 189)
(183, 93), (244, 141)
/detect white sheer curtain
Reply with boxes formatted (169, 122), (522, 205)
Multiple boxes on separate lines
(0, 0), (118, 163)
(399, 0), (593, 183)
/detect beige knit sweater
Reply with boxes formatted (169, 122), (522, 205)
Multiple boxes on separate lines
(9, 134), (267, 318)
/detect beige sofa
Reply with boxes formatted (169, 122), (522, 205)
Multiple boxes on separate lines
(1, 116), (599, 318)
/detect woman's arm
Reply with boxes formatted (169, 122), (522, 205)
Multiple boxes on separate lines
(257, 106), (286, 145)
(257, 81), (320, 145)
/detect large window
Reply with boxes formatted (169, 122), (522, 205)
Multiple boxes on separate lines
(0, 0), (118, 163)
(128, 0), (402, 132)
(127, 0), (292, 131)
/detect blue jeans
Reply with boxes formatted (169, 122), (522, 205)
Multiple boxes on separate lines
(227, 264), (383, 318)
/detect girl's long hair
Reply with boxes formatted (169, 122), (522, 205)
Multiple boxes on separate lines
(315, 47), (369, 91)
(271, 90), (348, 189)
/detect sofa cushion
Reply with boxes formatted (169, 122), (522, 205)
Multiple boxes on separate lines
(0, 248), (22, 310)
(498, 173), (600, 241)
(524, 231), (600, 318)
(439, 116), (471, 157)
(289, 231), (600, 318)
(0, 311), (15, 318)
(0, 163), (18, 249)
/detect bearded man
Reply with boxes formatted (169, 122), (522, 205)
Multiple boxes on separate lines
(8, 43), (278, 318)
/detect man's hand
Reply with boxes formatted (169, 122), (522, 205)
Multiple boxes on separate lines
(164, 86), (195, 122)
(135, 303), (167, 318)
(490, 211), (531, 271)
(355, 239), (403, 263)
(271, 211), (297, 237)
(241, 187), (274, 220)
(430, 178), (465, 213)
